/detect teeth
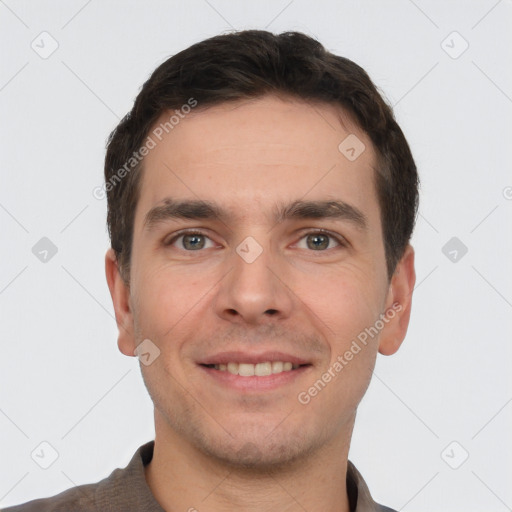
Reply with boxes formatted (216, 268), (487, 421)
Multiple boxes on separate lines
(212, 361), (300, 376)
(238, 363), (254, 377)
(272, 361), (283, 374)
(255, 362), (272, 376)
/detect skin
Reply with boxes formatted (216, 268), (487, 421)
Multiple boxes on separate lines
(106, 95), (416, 512)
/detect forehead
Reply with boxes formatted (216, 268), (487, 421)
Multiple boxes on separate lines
(136, 95), (379, 226)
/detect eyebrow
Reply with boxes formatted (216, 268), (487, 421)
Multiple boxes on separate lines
(143, 198), (368, 231)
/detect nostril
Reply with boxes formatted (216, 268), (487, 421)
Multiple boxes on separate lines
(265, 309), (278, 315)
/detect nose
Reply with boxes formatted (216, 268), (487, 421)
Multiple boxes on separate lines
(213, 241), (294, 325)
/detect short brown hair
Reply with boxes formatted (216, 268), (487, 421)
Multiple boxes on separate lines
(104, 30), (419, 282)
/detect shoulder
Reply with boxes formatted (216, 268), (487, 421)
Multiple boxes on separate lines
(2, 442), (155, 512)
(1, 479), (100, 512)
(2, 464), (132, 511)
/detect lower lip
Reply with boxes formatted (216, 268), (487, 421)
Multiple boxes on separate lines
(199, 365), (312, 392)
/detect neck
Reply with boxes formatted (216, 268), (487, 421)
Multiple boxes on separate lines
(145, 412), (354, 512)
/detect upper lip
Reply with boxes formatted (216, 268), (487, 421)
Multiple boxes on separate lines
(199, 351), (311, 366)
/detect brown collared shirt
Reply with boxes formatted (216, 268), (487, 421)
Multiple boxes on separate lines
(2, 441), (397, 512)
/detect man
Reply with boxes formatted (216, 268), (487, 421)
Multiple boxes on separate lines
(5, 30), (417, 511)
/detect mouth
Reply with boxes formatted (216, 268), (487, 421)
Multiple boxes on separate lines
(198, 352), (313, 391)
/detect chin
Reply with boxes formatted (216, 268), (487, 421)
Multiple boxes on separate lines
(196, 426), (323, 472)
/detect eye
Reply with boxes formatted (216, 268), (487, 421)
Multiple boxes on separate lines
(296, 231), (342, 251)
(165, 231), (216, 251)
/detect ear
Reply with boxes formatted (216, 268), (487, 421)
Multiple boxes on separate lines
(378, 244), (416, 356)
(105, 248), (136, 357)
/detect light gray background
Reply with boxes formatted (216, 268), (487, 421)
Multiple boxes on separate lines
(1, 1), (511, 510)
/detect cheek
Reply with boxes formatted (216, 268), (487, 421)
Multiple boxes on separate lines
(296, 265), (382, 341)
(295, 271), (380, 419)
(131, 261), (216, 342)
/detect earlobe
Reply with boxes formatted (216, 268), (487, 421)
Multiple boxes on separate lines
(105, 248), (136, 357)
(378, 245), (416, 356)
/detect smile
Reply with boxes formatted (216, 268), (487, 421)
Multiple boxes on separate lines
(204, 361), (301, 376)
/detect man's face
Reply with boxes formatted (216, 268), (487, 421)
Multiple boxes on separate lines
(113, 95), (411, 468)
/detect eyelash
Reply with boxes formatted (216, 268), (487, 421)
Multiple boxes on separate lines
(164, 229), (347, 251)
